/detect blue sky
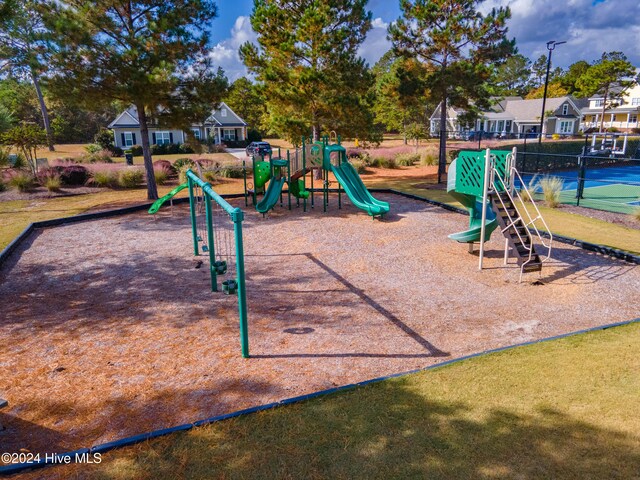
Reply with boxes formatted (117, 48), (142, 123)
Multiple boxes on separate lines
(210, 0), (640, 81)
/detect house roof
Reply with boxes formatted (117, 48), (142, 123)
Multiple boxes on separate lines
(108, 102), (246, 129)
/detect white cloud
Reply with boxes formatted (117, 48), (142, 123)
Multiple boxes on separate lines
(483, 0), (640, 67)
(358, 17), (392, 66)
(209, 16), (257, 82)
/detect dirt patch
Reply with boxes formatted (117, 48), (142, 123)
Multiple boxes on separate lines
(0, 194), (638, 475)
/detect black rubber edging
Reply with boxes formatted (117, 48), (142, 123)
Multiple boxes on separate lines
(2, 316), (638, 477)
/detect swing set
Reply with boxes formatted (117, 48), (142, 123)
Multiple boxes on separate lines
(185, 169), (249, 358)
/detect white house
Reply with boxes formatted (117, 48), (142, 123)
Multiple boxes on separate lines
(108, 102), (248, 149)
(430, 96), (587, 138)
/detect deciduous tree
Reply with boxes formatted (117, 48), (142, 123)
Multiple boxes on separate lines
(389, 0), (514, 182)
(45, 0), (228, 200)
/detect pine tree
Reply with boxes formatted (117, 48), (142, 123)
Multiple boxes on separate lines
(224, 78), (267, 139)
(44, 0), (228, 200)
(389, 0), (514, 182)
(240, 0), (377, 143)
(0, 0), (55, 150)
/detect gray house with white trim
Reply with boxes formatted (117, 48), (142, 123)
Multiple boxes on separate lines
(108, 102), (247, 149)
(430, 96), (588, 138)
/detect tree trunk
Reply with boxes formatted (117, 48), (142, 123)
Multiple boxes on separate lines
(31, 69), (54, 152)
(136, 103), (159, 200)
(403, 117), (407, 145)
(599, 85), (608, 133)
(438, 97), (447, 184)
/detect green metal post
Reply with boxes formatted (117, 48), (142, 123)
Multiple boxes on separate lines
(204, 192), (218, 292)
(287, 150), (292, 210)
(338, 150), (342, 209)
(251, 156), (257, 205)
(323, 168), (328, 213)
(302, 143), (307, 212)
(188, 175), (199, 256)
(231, 208), (249, 358)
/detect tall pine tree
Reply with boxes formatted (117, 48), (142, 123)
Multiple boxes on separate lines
(45, 0), (228, 200)
(389, 0), (514, 182)
(240, 0), (377, 143)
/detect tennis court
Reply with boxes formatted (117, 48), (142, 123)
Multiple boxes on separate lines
(521, 163), (640, 214)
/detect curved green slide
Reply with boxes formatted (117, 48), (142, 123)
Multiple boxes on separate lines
(446, 159), (498, 242)
(330, 162), (390, 217)
(256, 177), (286, 214)
(148, 183), (188, 214)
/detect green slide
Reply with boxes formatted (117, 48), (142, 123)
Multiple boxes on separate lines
(256, 177), (286, 214)
(446, 159), (498, 242)
(330, 162), (390, 217)
(148, 183), (188, 214)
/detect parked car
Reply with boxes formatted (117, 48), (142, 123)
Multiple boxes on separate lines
(246, 142), (272, 158)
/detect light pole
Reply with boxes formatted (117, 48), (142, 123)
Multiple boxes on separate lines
(538, 40), (566, 147)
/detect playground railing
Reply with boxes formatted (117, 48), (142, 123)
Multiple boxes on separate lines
(186, 169), (249, 358)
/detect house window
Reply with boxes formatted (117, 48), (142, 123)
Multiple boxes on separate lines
(192, 129), (201, 140)
(221, 108), (227, 117)
(156, 131), (171, 145)
(223, 129), (236, 141)
(505, 120), (512, 132)
(123, 132), (134, 147)
(594, 99), (604, 107)
(629, 114), (638, 124)
(632, 98), (640, 106)
(496, 120), (504, 132)
(562, 104), (569, 115)
(610, 114), (616, 122)
(558, 120), (573, 134)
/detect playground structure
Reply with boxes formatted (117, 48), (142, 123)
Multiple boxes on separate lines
(448, 148), (553, 281)
(245, 135), (390, 218)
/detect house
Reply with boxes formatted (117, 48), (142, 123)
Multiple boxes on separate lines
(580, 84), (640, 132)
(429, 96), (587, 138)
(108, 102), (248, 149)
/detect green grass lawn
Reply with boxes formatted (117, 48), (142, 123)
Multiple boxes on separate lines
(56, 322), (640, 479)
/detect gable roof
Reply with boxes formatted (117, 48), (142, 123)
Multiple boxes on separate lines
(108, 102), (246, 129)
(500, 96), (582, 122)
(205, 102), (247, 126)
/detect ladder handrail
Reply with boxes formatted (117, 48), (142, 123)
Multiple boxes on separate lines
(491, 159), (553, 265)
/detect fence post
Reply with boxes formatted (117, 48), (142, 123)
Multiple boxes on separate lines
(231, 208), (249, 358)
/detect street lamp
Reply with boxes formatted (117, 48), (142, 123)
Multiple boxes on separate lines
(538, 40), (566, 146)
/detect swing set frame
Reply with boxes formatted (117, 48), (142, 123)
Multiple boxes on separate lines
(186, 169), (249, 358)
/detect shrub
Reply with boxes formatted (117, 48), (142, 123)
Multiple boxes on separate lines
(350, 159), (369, 174)
(370, 157), (397, 169)
(90, 170), (118, 188)
(95, 128), (116, 151)
(173, 158), (196, 170)
(0, 179), (6, 192)
(60, 165), (89, 185)
(247, 128), (262, 142)
(9, 171), (35, 192)
(633, 208), (640, 222)
(10, 153), (27, 169)
(80, 149), (113, 163)
(154, 168), (169, 185)
(178, 165), (190, 184)
(218, 166), (244, 178)
(202, 170), (219, 183)
(420, 151), (438, 166)
(537, 175), (564, 208)
(43, 174), (62, 192)
(179, 143), (195, 154)
(208, 143), (227, 153)
(118, 168), (144, 188)
(130, 145), (143, 156)
(0, 146), (10, 167)
(395, 153), (419, 166)
(153, 159), (176, 174)
(85, 143), (103, 154)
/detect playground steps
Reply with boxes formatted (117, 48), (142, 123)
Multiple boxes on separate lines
(490, 191), (542, 273)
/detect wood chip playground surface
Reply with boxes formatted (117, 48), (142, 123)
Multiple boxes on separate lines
(1, 193), (639, 462)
